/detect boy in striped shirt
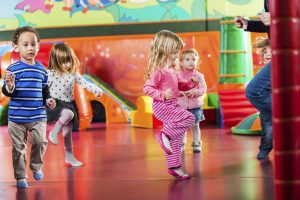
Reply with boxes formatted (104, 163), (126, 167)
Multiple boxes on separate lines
(2, 26), (56, 188)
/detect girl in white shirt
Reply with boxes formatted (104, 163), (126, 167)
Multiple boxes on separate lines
(47, 43), (103, 167)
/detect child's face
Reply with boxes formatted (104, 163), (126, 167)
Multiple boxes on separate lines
(181, 53), (198, 71)
(62, 62), (72, 70)
(263, 47), (271, 64)
(13, 32), (39, 65)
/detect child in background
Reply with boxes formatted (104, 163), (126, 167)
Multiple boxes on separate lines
(177, 49), (207, 153)
(1, 26), (56, 188)
(144, 30), (195, 180)
(253, 37), (271, 65)
(47, 43), (103, 167)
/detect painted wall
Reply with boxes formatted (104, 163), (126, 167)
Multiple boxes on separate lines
(0, 0), (263, 29)
(44, 32), (220, 104)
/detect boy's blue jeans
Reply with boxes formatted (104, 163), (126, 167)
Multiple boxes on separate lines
(246, 62), (273, 152)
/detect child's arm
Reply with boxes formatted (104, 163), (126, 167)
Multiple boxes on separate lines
(2, 71), (16, 97)
(75, 73), (103, 97)
(43, 73), (56, 109)
(43, 85), (56, 109)
(143, 70), (166, 101)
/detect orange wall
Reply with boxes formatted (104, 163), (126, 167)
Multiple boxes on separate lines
(43, 32), (221, 105)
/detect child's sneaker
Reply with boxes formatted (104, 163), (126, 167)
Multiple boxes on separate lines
(33, 171), (44, 181)
(168, 168), (190, 180)
(156, 132), (172, 155)
(16, 179), (28, 188)
(192, 141), (202, 153)
(65, 157), (83, 167)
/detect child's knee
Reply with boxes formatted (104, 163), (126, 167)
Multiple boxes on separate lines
(186, 113), (195, 125)
(62, 109), (74, 120)
(31, 136), (47, 146)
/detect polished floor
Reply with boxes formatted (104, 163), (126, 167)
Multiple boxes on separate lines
(0, 123), (274, 200)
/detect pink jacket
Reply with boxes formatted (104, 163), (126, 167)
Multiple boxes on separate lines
(143, 67), (179, 102)
(177, 70), (207, 109)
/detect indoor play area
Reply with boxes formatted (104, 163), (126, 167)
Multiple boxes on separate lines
(0, 0), (299, 199)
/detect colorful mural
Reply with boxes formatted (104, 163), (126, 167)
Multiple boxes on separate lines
(0, 0), (263, 29)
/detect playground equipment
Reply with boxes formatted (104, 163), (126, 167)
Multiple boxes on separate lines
(218, 17), (258, 128)
(231, 112), (261, 135)
(0, 43), (136, 130)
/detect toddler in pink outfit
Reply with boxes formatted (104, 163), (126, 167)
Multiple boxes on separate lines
(177, 49), (207, 152)
(144, 30), (195, 180)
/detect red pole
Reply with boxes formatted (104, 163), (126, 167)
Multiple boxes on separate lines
(270, 0), (300, 199)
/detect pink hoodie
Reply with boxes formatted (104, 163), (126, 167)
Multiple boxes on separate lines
(143, 67), (179, 102)
(177, 70), (207, 109)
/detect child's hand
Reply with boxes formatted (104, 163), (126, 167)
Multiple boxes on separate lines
(185, 90), (195, 98)
(164, 89), (173, 100)
(179, 91), (185, 97)
(46, 98), (56, 110)
(5, 71), (15, 91)
(190, 76), (200, 83)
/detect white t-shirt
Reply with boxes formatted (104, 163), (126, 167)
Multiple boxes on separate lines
(48, 70), (103, 102)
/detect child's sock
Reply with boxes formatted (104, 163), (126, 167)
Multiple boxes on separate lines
(17, 179), (28, 188)
(33, 171), (44, 181)
(48, 120), (63, 144)
(65, 149), (83, 167)
(49, 109), (74, 145)
(192, 123), (201, 143)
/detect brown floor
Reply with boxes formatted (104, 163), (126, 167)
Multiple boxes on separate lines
(0, 123), (274, 200)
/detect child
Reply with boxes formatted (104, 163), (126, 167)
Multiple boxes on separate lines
(1, 26), (56, 188)
(143, 30), (195, 180)
(177, 49), (207, 153)
(253, 37), (271, 65)
(46, 43), (103, 167)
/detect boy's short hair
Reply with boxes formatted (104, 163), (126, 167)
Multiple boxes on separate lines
(12, 26), (40, 45)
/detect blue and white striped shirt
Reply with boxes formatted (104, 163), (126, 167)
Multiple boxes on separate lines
(6, 61), (48, 123)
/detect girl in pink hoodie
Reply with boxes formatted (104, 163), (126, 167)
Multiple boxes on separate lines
(143, 30), (195, 180)
(177, 49), (207, 153)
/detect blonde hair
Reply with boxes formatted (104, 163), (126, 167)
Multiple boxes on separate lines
(144, 30), (183, 79)
(48, 43), (79, 74)
(252, 37), (270, 62)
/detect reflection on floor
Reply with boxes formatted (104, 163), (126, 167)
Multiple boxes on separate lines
(0, 123), (274, 200)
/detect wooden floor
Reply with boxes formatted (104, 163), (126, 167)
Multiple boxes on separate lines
(0, 123), (274, 200)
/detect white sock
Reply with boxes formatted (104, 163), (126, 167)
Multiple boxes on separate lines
(192, 123), (201, 143)
(49, 121), (63, 144)
(65, 149), (83, 167)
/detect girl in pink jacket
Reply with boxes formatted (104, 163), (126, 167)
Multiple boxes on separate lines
(144, 30), (195, 180)
(177, 49), (207, 153)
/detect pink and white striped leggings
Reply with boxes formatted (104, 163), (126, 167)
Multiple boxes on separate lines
(153, 99), (195, 169)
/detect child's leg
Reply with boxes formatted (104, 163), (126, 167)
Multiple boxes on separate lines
(166, 133), (190, 180)
(49, 109), (74, 144)
(8, 121), (29, 187)
(192, 123), (201, 142)
(28, 121), (47, 181)
(191, 123), (202, 152)
(166, 133), (184, 168)
(181, 132), (187, 152)
(153, 101), (195, 172)
(63, 123), (83, 167)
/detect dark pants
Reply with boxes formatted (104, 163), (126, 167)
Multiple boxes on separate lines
(246, 62), (272, 152)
